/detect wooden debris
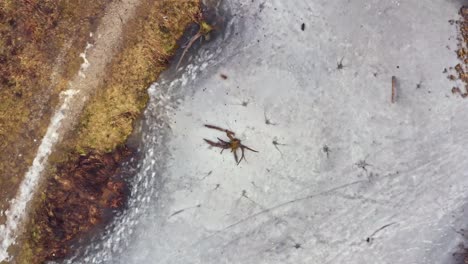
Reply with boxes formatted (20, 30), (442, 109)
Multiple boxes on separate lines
(391, 76), (397, 103)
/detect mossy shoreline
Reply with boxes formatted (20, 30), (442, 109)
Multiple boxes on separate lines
(0, 0), (202, 263)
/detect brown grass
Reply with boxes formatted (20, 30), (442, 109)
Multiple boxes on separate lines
(74, 0), (201, 153)
(15, 0), (201, 263)
(0, 0), (112, 214)
(18, 147), (132, 262)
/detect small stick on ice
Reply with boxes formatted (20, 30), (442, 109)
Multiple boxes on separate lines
(176, 20), (213, 69)
(391, 76), (397, 103)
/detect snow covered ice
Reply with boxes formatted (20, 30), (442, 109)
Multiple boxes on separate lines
(72, 0), (468, 263)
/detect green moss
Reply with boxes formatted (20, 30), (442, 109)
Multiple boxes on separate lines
(200, 20), (214, 35)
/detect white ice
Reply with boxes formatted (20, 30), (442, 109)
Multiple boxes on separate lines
(76, 1), (468, 263)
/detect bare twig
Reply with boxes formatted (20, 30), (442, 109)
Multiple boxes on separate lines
(176, 31), (203, 69)
(391, 76), (397, 103)
(337, 57), (345, 70)
(366, 222), (397, 243)
(272, 139), (286, 156)
(169, 204), (201, 218)
(176, 20), (213, 69)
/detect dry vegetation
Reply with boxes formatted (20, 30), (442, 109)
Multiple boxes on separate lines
(18, 147), (132, 262)
(0, 0), (111, 213)
(449, 6), (468, 97)
(74, 0), (201, 153)
(13, 0), (202, 263)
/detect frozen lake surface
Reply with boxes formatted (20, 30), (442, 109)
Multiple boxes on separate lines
(71, 0), (468, 263)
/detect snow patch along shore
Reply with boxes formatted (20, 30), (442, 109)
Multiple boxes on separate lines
(0, 88), (79, 262)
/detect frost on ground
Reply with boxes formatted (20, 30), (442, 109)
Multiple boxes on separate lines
(77, 0), (468, 263)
